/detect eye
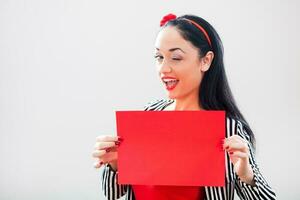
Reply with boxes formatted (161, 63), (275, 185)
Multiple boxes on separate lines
(172, 57), (182, 61)
(154, 55), (163, 61)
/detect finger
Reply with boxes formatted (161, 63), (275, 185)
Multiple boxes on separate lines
(223, 137), (235, 149)
(229, 151), (248, 159)
(224, 142), (248, 153)
(96, 135), (119, 142)
(228, 151), (249, 165)
(92, 150), (106, 158)
(104, 147), (117, 153)
(94, 161), (104, 168)
(100, 152), (118, 164)
(94, 141), (118, 150)
(225, 135), (248, 145)
(224, 136), (248, 150)
(228, 152), (239, 165)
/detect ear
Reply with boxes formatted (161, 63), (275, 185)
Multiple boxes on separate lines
(200, 51), (214, 72)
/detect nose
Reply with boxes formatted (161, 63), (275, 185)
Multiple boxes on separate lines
(158, 60), (172, 74)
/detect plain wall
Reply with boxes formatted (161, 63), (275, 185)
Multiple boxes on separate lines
(1, 0), (299, 199)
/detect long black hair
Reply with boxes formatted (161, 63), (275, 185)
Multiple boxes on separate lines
(161, 14), (256, 149)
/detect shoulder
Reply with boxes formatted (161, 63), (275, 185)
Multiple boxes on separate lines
(143, 98), (173, 111)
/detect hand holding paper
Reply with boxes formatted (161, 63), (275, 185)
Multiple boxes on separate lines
(92, 135), (122, 170)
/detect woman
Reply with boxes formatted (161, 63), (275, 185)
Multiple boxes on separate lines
(92, 13), (277, 200)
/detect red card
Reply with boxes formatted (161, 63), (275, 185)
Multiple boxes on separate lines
(115, 111), (225, 186)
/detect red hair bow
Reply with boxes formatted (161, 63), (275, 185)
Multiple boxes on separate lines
(160, 13), (177, 27)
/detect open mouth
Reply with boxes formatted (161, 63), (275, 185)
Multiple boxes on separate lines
(162, 79), (179, 90)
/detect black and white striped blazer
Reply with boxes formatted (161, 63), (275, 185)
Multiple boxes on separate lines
(101, 99), (276, 200)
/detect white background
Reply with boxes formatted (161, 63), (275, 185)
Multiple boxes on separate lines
(1, 0), (299, 199)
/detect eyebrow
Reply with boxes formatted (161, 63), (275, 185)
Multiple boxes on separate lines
(155, 47), (186, 53)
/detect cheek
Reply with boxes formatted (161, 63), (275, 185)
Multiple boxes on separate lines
(178, 67), (202, 88)
(187, 75), (202, 89)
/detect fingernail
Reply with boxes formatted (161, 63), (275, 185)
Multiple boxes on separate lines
(100, 161), (104, 165)
(105, 148), (111, 152)
(118, 137), (124, 142)
(115, 141), (121, 146)
(229, 152), (234, 155)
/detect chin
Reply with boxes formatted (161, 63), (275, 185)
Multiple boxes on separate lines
(165, 91), (178, 100)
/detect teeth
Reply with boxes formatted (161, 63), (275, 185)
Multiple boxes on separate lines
(165, 80), (179, 87)
(165, 80), (178, 83)
(162, 79), (179, 84)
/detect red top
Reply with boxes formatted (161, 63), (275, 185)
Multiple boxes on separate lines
(132, 185), (205, 200)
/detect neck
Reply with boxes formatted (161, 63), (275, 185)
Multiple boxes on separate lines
(171, 93), (203, 111)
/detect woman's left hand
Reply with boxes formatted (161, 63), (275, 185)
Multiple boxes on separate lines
(223, 135), (255, 185)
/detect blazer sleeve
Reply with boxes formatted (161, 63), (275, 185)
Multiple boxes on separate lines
(143, 99), (165, 111)
(101, 163), (129, 200)
(234, 120), (277, 200)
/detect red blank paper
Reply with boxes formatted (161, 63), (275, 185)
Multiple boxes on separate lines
(115, 110), (225, 186)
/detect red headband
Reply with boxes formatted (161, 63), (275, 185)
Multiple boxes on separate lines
(159, 13), (212, 47)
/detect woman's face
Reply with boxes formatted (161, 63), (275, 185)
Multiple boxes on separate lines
(154, 26), (212, 100)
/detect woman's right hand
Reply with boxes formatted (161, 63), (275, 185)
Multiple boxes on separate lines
(92, 135), (123, 171)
